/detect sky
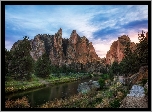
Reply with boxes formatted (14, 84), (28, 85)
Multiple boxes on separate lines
(5, 5), (148, 58)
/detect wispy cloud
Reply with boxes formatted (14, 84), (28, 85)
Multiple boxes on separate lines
(5, 5), (148, 58)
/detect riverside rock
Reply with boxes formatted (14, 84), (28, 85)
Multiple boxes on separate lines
(77, 80), (100, 94)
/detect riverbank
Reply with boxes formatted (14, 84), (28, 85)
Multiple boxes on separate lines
(5, 77), (128, 108)
(5, 73), (91, 94)
(39, 79), (128, 108)
(5, 75), (148, 108)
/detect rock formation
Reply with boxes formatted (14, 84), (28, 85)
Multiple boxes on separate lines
(106, 35), (136, 65)
(11, 28), (104, 73)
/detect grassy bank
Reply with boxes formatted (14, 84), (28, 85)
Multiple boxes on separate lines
(5, 77), (129, 108)
(5, 73), (91, 94)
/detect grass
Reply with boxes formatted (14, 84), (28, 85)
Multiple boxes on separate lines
(5, 73), (91, 94)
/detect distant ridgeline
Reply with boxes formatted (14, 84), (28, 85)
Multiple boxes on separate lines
(11, 28), (105, 73)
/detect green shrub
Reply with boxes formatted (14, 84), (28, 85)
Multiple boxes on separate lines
(98, 78), (105, 89)
(105, 90), (113, 98)
(102, 74), (109, 80)
(109, 99), (120, 108)
(141, 79), (147, 86)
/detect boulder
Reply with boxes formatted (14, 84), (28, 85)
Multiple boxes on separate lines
(92, 81), (100, 88)
(77, 80), (100, 94)
(127, 85), (145, 97)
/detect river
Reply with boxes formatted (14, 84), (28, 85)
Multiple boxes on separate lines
(5, 76), (100, 108)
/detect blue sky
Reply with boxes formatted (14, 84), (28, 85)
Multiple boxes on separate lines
(5, 5), (148, 58)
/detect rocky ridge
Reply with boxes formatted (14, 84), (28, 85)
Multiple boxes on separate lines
(11, 28), (104, 73)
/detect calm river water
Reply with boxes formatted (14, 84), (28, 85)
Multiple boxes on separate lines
(5, 77), (100, 107)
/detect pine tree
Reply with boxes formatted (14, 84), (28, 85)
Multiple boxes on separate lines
(124, 42), (132, 57)
(5, 48), (12, 77)
(119, 33), (142, 77)
(10, 36), (34, 80)
(136, 30), (148, 65)
(35, 53), (50, 78)
(110, 61), (120, 75)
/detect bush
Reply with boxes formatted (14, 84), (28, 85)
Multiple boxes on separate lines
(102, 74), (109, 80)
(141, 79), (147, 86)
(5, 97), (30, 108)
(109, 99), (120, 108)
(98, 78), (105, 89)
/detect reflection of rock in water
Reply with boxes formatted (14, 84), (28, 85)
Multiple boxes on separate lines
(77, 80), (100, 94)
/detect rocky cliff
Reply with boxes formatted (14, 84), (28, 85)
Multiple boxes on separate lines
(11, 28), (104, 73)
(106, 35), (136, 65)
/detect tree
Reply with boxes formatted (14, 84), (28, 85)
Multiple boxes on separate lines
(110, 61), (120, 75)
(108, 61), (120, 81)
(5, 48), (13, 78)
(136, 31), (148, 65)
(119, 37), (140, 77)
(98, 78), (105, 89)
(10, 36), (34, 80)
(124, 42), (132, 57)
(35, 53), (50, 78)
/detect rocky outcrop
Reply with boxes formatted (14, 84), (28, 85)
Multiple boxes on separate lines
(126, 66), (148, 86)
(11, 28), (104, 73)
(120, 83), (148, 108)
(66, 30), (99, 65)
(30, 36), (46, 61)
(106, 35), (136, 65)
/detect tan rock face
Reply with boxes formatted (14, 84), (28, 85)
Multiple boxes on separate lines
(106, 35), (136, 65)
(66, 30), (99, 65)
(49, 28), (65, 66)
(30, 36), (46, 61)
(11, 28), (104, 72)
(66, 30), (79, 64)
(88, 42), (99, 62)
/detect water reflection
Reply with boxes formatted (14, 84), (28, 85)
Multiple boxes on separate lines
(5, 77), (100, 107)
